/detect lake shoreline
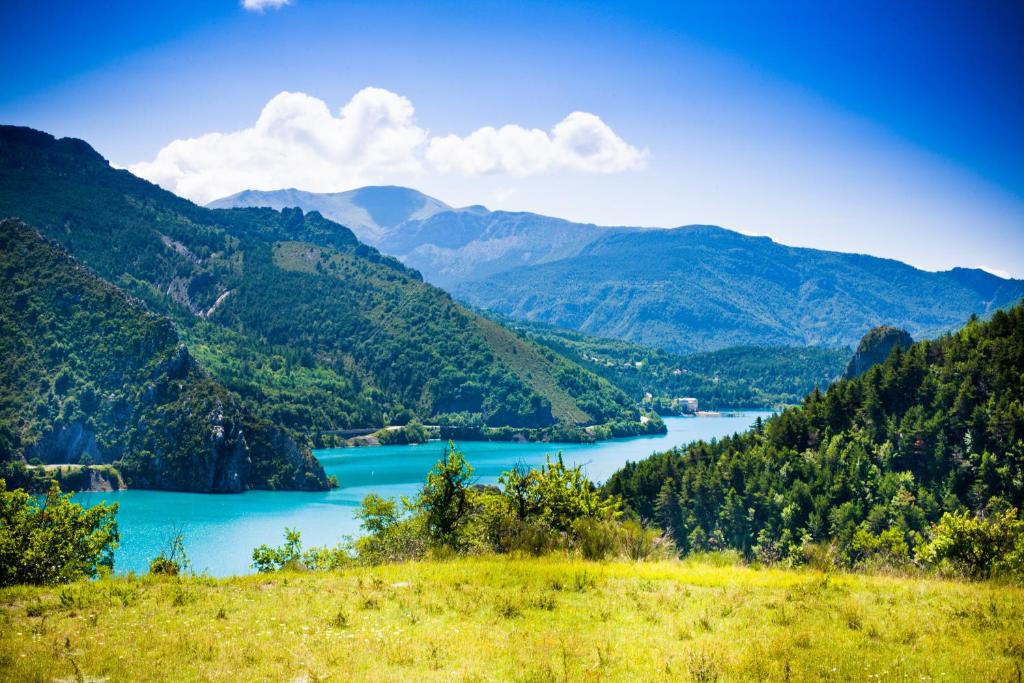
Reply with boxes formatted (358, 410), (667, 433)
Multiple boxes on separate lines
(67, 413), (770, 575)
(333, 415), (668, 448)
(11, 410), (759, 495)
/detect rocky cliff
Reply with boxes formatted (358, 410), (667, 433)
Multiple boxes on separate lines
(843, 326), (914, 379)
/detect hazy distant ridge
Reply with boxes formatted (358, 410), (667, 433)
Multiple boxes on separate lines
(211, 186), (1024, 354)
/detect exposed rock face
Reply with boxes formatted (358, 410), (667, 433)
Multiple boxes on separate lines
(251, 427), (331, 491)
(116, 380), (328, 493)
(26, 423), (103, 465)
(84, 467), (122, 492)
(205, 410), (250, 493)
(844, 327), (914, 379)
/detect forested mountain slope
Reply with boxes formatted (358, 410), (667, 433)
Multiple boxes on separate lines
(0, 126), (647, 444)
(604, 303), (1024, 562)
(455, 225), (1024, 353)
(488, 313), (849, 410)
(0, 220), (327, 492)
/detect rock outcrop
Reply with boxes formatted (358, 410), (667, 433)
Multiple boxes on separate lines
(844, 326), (914, 379)
(25, 423), (102, 465)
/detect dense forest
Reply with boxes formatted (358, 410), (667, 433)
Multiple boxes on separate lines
(604, 303), (1024, 565)
(492, 314), (849, 410)
(0, 126), (653, 449)
(0, 220), (327, 492)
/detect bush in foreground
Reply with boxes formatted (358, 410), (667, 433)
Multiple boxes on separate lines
(149, 532), (192, 577)
(0, 478), (119, 586)
(253, 442), (672, 571)
(919, 505), (1024, 580)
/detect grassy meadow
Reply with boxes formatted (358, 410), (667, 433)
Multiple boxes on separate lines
(2, 556), (1022, 682)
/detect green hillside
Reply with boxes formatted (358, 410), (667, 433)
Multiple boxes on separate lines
(605, 303), (1024, 564)
(0, 220), (327, 492)
(0, 126), (648, 445)
(492, 314), (849, 410)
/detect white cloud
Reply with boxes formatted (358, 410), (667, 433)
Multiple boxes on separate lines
(242, 0), (292, 11)
(130, 89), (646, 204)
(427, 111), (647, 176)
(130, 88), (426, 204)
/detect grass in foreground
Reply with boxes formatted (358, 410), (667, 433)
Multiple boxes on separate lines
(1, 556), (1023, 682)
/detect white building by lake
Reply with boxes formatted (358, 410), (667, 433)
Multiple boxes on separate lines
(674, 397), (699, 413)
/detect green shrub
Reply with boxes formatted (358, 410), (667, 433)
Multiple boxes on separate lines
(571, 517), (672, 561)
(149, 533), (191, 576)
(252, 527), (352, 572)
(500, 453), (620, 534)
(421, 441), (473, 545)
(507, 520), (562, 557)
(531, 454), (620, 532)
(353, 495), (428, 564)
(301, 544), (351, 571)
(850, 526), (915, 572)
(0, 478), (119, 586)
(918, 507), (1024, 580)
(252, 528), (306, 573)
(619, 519), (673, 561)
(798, 540), (842, 572)
(571, 518), (621, 560)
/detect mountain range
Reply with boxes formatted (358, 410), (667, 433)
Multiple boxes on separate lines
(4, 124), (1021, 493)
(0, 126), (656, 490)
(208, 186), (621, 288)
(211, 187), (1024, 354)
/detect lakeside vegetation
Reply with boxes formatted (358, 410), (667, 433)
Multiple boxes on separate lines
(0, 462), (124, 494)
(605, 302), (1024, 573)
(2, 338), (1023, 678)
(3, 445), (1023, 679)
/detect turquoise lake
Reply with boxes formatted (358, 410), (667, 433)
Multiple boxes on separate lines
(75, 413), (768, 576)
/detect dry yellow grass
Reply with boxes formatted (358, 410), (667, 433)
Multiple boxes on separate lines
(1, 555), (1022, 681)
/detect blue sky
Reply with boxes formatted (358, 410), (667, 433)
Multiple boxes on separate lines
(2, 0), (1022, 276)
